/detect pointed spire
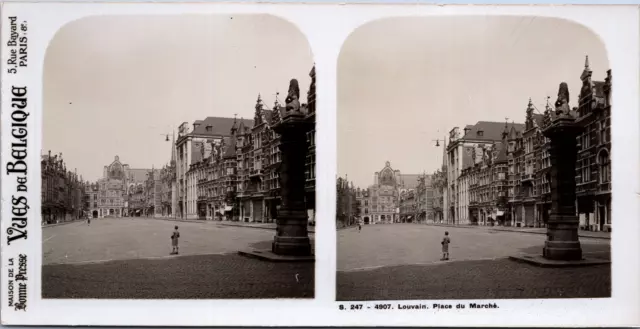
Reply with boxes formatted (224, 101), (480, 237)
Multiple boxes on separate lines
(231, 113), (238, 135)
(525, 97), (534, 128)
(502, 119), (509, 140)
(271, 92), (282, 124)
(581, 55), (593, 81)
(254, 94), (263, 126)
(584, 55), (590, 70)
(545, 95), (552, 111)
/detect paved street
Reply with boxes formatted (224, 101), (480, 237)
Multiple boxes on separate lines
(42, 217), (314, 298)
(337, 224), (610, 300)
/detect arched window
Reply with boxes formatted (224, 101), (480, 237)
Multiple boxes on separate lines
(598, 150), (610, 184)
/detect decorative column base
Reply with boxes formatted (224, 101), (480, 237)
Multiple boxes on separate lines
(272, 209), (312, 256)
(543, 214), (582, 260)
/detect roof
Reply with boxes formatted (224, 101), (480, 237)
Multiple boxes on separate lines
(494, 141), (508, 163)
(127, 168), (158, 183)
(399, 174), (422, 189)
(593, 81), (605, 98)
(533, 113), (544, 128)
(224, 135), (236, 158)
(191, 117), (253, 137)
(462, 121), (525, 142)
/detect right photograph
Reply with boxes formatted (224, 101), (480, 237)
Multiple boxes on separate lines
(336, 16), (612, 301)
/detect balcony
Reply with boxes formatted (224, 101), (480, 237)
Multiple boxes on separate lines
(249, 168), (262, 177)
(597, 182), (611, 194)
(521, 173), (534, 182)
(576, 180), (597, 195)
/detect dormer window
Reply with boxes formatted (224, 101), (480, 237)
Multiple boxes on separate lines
(206, 125), (213, 132)
(477, 130), (484, 137)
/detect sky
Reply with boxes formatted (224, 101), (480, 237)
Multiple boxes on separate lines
(337, 16), (609, 189)
(43, 15), (313, 182)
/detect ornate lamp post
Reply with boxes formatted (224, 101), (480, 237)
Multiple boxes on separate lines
(271, 79), (314, 256)
(541, 83), (583, 260)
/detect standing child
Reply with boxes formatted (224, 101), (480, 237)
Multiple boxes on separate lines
(171, 226), (180, 255)
(441, 231), (450, 261)
(358, 218), (363, 232)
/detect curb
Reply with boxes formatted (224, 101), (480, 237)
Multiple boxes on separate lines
(42, 220), (83, 228)
(491, 228), (610, 240)
(151, 217), (216, 225)
(219, 223), (316, 234)
(508, 254), (611, 268)
(151, 218), (316, 234)
(420, 223), (610, 240)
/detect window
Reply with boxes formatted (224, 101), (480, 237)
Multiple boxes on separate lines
(599, 150), (611, 183)
(579, 158), (591, 183)
(581, 133), (590, 150)
(600, 122), (608, 144)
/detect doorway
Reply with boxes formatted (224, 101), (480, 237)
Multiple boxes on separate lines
(92, 210), (98, 218)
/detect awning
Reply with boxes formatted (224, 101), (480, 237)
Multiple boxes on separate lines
(497, 211), (504, 216)
(225, 206), (233, 212)
(407, 216), (413, 219)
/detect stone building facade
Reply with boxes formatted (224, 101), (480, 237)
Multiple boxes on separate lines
(356, 161), (422, 224)
(575, 59), (612, 232)
(41, 151), (86, 224)
(84, 183), (99, 219)
(399, 189), (417, 223)
(187, 66), (317, 223)
(445, 122), (525, 225)
(304, 66), (317, 225)
(176, 117), (253, 219)
(81, 155), (156, 218)
(506, 101), (546, 227)
(336, 176), (357, 227)
(430, 169), (446, 223)
(444, 57), (611, 231)
(459, 129), (510, 226)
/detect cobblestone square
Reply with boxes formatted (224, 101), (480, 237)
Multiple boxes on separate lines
(337, 224), (610, 300)
(42, 218), (314, 299)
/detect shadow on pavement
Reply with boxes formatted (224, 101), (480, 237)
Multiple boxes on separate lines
(336, 258), (610, 301)
(517, 243), (611, 260)
(43, 254), (314, 299)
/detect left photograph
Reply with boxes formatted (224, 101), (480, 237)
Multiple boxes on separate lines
(41, 15), (316, 299)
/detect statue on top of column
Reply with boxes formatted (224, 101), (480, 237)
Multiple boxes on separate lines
(285, 79), (301, 114)
(554, 82), (571, 116)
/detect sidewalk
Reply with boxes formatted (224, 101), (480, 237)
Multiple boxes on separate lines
(421, 223), (610, 240)
(42, 220), (84, 228)
(218, 221), (316, 234)
(153, 217), (315, 233)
